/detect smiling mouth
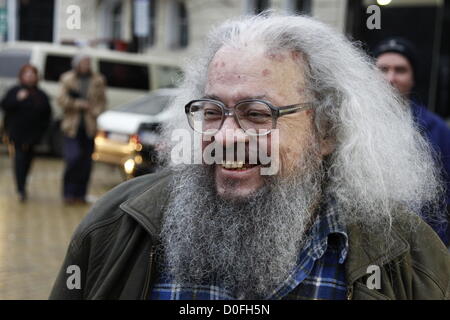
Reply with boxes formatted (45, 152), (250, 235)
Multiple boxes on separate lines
(221, 161), (260, 171)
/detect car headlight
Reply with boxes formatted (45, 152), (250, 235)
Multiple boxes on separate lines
(124, 159), (135, 174)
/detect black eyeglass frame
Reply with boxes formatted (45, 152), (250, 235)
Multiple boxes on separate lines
(184, 98), (316, 136)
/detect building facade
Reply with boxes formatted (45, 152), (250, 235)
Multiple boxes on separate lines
(1, 0), (449, 118)
(0, 0), (348, 57)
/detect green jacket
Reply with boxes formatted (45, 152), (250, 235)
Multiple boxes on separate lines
(49, 169), (450, 300)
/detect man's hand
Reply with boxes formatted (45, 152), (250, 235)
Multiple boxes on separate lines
(17, 89), (29, 101)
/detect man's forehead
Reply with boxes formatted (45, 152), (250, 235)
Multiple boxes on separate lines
(213, 44), (265, 59)
(208, 47), (265, 78)
(209, 45), (301, 69)
(377, 52), (411, 67)
(207, 46), (305, 83)
(205, 46), (309, 104)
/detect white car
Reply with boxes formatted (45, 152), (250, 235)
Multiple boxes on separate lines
(0, 41), (183, 155)
(93, 88), (180, 178)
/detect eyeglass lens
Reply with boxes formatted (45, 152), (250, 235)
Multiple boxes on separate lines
(188, 100), (273, 135)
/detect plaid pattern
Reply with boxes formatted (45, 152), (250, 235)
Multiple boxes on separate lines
(150, 200), (348, 300)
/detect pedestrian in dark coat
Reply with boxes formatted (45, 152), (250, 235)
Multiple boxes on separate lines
(410, 101), (450, 245)
(1, 64), (52, 201)
(375, 37), (450, 246)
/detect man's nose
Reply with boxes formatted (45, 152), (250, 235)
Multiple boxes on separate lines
(214, 116), (248, 147)
(386, 70), (397, 85)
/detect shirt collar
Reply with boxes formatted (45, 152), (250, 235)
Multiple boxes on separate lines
(304, 196), (349, 264)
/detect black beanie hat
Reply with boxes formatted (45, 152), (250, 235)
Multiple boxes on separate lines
(373, 37), (418, 72)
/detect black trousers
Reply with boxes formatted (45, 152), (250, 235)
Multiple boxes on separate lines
(62, 129), (94, 200)
(13, 142), (34, 194)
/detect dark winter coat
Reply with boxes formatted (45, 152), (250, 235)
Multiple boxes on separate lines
(411, 102), (450, 245)
(1, 85), (52, 145)
(49, 169), (450, 300)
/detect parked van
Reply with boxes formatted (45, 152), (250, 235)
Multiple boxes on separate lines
(0, 41), (183, 155)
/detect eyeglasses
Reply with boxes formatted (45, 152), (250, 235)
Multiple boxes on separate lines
(185, 98), (316, 136)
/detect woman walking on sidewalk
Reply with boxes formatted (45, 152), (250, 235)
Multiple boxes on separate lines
(1, 64), (52, 202)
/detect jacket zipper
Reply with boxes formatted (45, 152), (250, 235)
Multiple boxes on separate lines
(346, 285), (353, 300)
(141, 245), (156, 299)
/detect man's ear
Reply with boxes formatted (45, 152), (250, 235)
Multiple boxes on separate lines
(320, 135), (335, 157)
(311, 110), (336, 157)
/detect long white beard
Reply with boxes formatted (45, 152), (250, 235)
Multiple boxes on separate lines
(159, 143), (324, 299)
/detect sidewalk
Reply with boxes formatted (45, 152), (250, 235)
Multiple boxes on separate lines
(0, 150), (123, 299)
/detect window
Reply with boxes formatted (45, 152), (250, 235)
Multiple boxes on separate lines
(178, 2), (188, 48)
(155, 65), (183, 88)
(19, 0), (54, 42)
(255, 0), (270, 14)
(168, 0), (189, 49)
(287, 0), (312, 15)
(0, 49), (31, 78)
(148, 0), (157, 46)
(111, 2), (123, 40)
(133, 0), (157, 51)
(247, 0), (271, 14)
(44, 54), (72, 82)
(100, 0), (123, 48)
(99, 60), (150, 90)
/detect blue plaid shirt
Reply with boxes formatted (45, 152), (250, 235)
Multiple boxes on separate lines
(150, 201), (349, 300)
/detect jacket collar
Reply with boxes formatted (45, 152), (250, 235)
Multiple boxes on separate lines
(120, 170), (411, 284)
(345, 222), (410, 284)
(119, 170), (173, 240)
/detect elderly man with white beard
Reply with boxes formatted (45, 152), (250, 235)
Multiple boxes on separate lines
(50, 14), (450, 300)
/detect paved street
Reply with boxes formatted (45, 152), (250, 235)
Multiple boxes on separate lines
(0, 147), (123, 299)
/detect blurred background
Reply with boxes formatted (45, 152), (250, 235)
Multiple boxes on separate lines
(0, 0), (449, 299)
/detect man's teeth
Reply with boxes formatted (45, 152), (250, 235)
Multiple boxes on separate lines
(222, 161), (244, 169)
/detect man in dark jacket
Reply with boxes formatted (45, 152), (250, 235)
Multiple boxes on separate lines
(375, 37), (450, 246)
(50, 15), (450, 300)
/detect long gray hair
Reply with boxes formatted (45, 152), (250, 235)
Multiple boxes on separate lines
(161, 13), (444, 232)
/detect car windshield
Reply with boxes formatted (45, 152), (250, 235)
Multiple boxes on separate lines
(118, 94), (172, 115)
